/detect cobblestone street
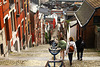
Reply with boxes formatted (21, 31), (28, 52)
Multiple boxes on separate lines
(0, 44), (100, 67)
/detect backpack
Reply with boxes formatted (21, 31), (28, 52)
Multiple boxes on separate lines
(69, 43), (74, 52)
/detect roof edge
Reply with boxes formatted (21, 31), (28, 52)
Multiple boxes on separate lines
(70, 23), (77, 28)
(96, 7), (100, 10)
(74, 13), (82, 27)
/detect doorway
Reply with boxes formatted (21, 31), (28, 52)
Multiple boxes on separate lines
(0, 44), (4, 55)
(18, 27), (21, 50)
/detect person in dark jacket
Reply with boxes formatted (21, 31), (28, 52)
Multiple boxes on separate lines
(76, 36), (85, 61)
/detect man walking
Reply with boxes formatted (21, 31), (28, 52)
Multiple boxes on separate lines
(76, 36), (85, 61)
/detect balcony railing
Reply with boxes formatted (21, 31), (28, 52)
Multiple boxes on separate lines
(9, 0), (15, 9)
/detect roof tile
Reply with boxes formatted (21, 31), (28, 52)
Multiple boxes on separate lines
(86, 0), (100, 8)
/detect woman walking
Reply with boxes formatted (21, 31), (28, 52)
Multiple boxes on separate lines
(66, 37), (76, 66)
(58, 37), (67, 60)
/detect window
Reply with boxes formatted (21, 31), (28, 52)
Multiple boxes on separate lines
(22, 21), (25, 44)
(24, 4), (26, 17)
(3, 0), (7, 4)
(27, 0), (29, 12)
(3, 0), (7, 2)
(22, 22), (24, 36)
(9, 0), (14, 6)
(5, 18), (10, 40)
(93, 16), (100, 25)
(28, 21), (30, 34)
(20, 0), (23, 10)
(16, 2), (19, 14)
(11, 10), (15, 31)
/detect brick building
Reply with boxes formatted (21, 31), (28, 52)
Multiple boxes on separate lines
(0, 0), (8, 56)
(30, 3), (40, 46)
(39, 13), (45, 44)
(75, 0), (100, 50)
(0, 0), (32, 57)
(45, 18), (56, 29)
(14, 0), (32, 50)
(23, 0), (32, 49)
(38, 19), (41, 45)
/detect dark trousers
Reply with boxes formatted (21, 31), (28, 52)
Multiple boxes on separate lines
(77, 50), (83, 60)
(68, 53), (73, 63)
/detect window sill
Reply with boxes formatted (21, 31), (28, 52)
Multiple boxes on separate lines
(3, 1), (7, 5)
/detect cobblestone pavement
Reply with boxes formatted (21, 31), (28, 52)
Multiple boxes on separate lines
(0, 45), (100, 67)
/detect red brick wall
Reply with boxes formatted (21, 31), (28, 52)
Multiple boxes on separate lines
(2, 0), (9, 12)
(30, 11), (35, 43)
(2, 0), (13, 45)
(15, 0), (26, 47)
(1, 0), (31, 48)
(30, 10), (40, 45)
(0, 0), (4, 29)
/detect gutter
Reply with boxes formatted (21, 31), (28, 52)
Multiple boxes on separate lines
(95, 7), (100, 10)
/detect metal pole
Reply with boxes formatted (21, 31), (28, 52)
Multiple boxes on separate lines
(54, 55), (56, 67)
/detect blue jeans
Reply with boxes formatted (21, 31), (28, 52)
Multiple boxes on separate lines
(77, 50), (83, 60)
(68, 53), (73, 63)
